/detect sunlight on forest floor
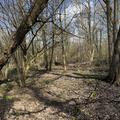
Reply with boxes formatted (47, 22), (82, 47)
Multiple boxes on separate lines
(0, 65), (120, 120)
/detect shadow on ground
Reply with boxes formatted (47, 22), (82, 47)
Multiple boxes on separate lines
(1, 67), (120, 120)
(0, 94), (14, 120)
(51, 72), (106, 81)
(27, 85), (90, 120)
(73, 72), (106, 80)
(28, 69), (48, 78)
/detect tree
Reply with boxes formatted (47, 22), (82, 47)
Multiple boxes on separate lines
(113, 0), (118, 44)
(104, 0), (113, 65)
(0, 0), (49, 71)
(107, 26), (120, 84)
(42, 29), (49, 70)
(60, 15), (67, 71)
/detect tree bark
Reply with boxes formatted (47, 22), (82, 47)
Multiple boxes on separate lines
(113, 0), (117, 44)
(106, 0), (113, 66)
(99, 29), (102, 60)
(60, 13), (67, 71)
(49, 29), (55, 71)
(107, 27), (120, 84)
(42, 29), (48, 70)
(0, 0), (49, 70)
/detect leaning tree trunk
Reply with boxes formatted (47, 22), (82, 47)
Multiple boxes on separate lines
(0, 0), (49, 71)
(108, 27), (120, 84)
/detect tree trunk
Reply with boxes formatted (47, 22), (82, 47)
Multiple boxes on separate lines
(99, 29), (102, 60)
(113, 0), (117, 44)
(42, 29), (48, 70)
(49, 30), (55, 71)
(107, 27), (120, 84)
(106, 0), (113, 66)
(49, 0), (55, 71)
(61, 28), (67, 71)
(0, 0), (49, 71)
(88, 0), (92, 46)
(59, 10), (67, 71)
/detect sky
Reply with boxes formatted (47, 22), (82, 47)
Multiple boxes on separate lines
(0, 0), (105, 37)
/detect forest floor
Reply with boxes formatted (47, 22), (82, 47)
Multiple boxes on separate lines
(0, 64), (120, 120)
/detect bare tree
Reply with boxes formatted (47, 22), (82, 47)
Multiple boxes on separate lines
(107, 26), (120, 84)
(0, 0), (49, 71)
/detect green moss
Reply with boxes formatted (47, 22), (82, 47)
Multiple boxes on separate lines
(3, 95), (13, 100)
